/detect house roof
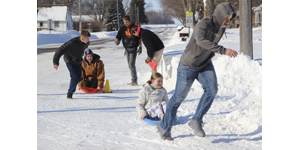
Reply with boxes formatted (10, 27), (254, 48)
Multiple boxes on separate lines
(254, 4), (262, 12)
(72, 15), (102, 22)
(37, 5), (69, 21)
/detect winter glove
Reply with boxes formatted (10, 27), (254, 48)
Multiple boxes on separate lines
(115, 40), (120, 45)
(137, 47), (142, 55)
(145, 57), (151, 64)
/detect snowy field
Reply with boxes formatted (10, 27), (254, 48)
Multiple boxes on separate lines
(35, 24), (262, 149)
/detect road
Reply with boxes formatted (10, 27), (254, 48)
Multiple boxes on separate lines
(37, 26), (175, 54)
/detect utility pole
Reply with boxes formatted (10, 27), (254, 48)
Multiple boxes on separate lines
(79, 0), (82, 32)
(117, 0), (120, 30)
(137, 6), (139, 26)
(135, 3), (137, 23)
(239, 0), (253, 59)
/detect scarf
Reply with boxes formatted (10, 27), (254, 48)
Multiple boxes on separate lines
(125, 22), (134, 37)
(136, 26), (141, 37)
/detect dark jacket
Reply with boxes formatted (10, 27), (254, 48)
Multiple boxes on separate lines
(116, 23), (140, 48)
(78, 54), (105, 88)
(139, 29), (164, 58)
(180, 2), (236, 71)
(53, 37), (90, 66)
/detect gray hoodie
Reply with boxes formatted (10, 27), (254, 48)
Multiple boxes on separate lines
(180, 2), (236, 71)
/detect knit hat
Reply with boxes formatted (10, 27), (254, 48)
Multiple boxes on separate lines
(85, 48), (94, 56)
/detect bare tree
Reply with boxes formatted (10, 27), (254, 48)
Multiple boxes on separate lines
(81, 0), (108, 21)
(123, 0), (131, 15)
(159, 0), (204, 26)
(144, 1), (153, 11)
(205, 0), (214, 17)
(159, 0), (261, 27)
(146, 10), (175, 24)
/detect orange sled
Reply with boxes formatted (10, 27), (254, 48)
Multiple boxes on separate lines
(79, 86), (104, 93)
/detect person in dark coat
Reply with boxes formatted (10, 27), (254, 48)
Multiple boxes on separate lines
(115, 15), (141, 86)
(53, 30), (91, 99)
(131, 26), (165, 74)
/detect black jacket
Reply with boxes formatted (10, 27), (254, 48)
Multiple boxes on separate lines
(53, 37), (90, 65)
(139, 29), (164, 58)
(116, 23), (140, 48)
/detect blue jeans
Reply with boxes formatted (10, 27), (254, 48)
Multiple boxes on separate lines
(66, 63), (82, 95)
(160, 61), (218, 133)
(125, 47), (138, 82)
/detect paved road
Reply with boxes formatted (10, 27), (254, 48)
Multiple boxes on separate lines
(37, 27), (169, 55)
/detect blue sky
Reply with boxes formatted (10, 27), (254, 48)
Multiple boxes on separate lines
(144, 0), (182, 24)
(145, 0), (162, 11)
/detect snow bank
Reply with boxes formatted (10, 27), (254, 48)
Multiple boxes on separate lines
(37, 30), (99, 45)
(161, 54), (262, 135)
(213, 54), (262, 134)
(90, 31), (117, 39)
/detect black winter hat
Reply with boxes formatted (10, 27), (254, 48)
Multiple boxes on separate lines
(85, 48), (94, 56)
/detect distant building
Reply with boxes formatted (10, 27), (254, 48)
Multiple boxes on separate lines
(37, 5), (73, 31)
(228, 4), (262, 28)
(72, 15), (103, 32)
(253, 4), (262, 26)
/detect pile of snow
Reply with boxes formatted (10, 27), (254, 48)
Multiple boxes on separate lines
(90, 31), (117, 39)
(37, 30), (80, 45)
(37, 30), (101, 45)
(213, 54), (262, 134)
(160, 53), (262, 137)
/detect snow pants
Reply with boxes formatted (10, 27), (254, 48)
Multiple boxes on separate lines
(146, 102), (167, 119)
(84, 78), (98, 89)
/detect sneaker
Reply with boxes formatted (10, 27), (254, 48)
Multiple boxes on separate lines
(188, 120), (205, 137)
(127, 81), (138, 86)
(156, 123), (174, 141)
(67, 94), (72, 99)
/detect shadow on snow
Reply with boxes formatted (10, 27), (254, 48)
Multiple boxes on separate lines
(209, 125), (262, 143)
(37, 106), (136, 113)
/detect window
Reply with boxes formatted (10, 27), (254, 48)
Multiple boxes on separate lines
(40, 22), (43, 27)
(55, 21), (59, 27)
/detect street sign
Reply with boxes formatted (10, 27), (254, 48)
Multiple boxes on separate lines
(186, 12), (193, 27)
(47, 19), (53, 33)
(47, 19), (53, 30)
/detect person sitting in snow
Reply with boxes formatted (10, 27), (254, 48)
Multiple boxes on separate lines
(131, 25), (165, 74)
(53, 30), (91, 99)
(78, 48), (105, 91)
(136, 72), (168, 121)
(156, 2), (239, 141)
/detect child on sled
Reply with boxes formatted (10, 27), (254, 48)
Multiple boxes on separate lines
(136, 73), (168, 120)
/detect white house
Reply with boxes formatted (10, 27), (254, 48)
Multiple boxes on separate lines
(253, 4), (262, 26)
(37, 5), (73, 31)
(72, 15), (103, 32)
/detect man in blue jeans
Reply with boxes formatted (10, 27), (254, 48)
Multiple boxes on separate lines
(53, 30), (91, 99)
(156, 2), (238, 141)
(115, 15), (141, 86)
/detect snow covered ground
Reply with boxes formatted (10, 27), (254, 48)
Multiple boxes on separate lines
(36, 24), (262, 149)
